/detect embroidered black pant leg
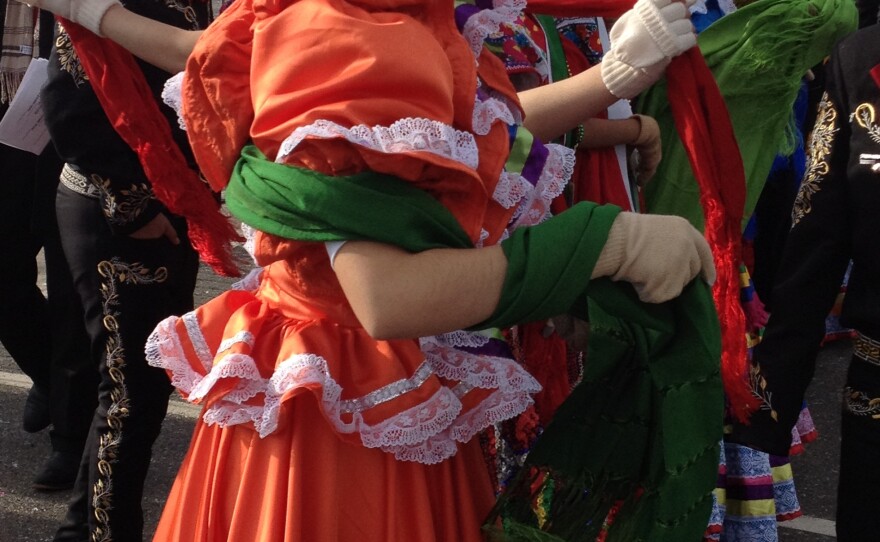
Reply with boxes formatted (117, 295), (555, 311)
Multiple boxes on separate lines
(53, 185), (199, 542)
(836, 352), (880, 542)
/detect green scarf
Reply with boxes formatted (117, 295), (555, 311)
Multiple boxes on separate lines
(488, 280), (722, 542)
(225, 144), (723, 541)
(638, 0), (857, 231)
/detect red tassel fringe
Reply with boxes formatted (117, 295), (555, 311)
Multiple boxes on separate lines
(666, 51), (759, 423)
(60, 20), (242, 277)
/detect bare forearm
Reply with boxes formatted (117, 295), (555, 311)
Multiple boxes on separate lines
(100, 5), (201, 73)
(518, 65), (617, 142)
(578, 117), (641, 149)
(333, 241), (507, 339)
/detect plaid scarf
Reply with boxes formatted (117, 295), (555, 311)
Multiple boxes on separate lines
(0, 0), (38, 103)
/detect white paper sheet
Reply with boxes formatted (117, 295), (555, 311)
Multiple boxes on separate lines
(0, 58), (50, 155)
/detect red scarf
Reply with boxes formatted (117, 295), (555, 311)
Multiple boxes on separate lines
(667, 49), (756, 422)
(60, 19), (242, 277)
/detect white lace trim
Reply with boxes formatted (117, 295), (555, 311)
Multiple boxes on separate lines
(420, 337), (541, 394)
(161, 72), (187, 131)
(231, 267), (263, 292)
(460, 0), (528, 62)
(181, 313), (212, 371)
(429, 330), (491, 349)
(217, 331), (255, 355)
(689, 0), (708, 15)
(276, 118), (480, 170)
(361, 387), (462, 450)
(493, 170), (534, 210)
(382, 388), (534, 464)
(495, 143), (574, 229)
(717, 0), (737, 15)
(146, 316), (205, 394)
(146, 317), (540, 463)
(238, 222), (259, 265)
(475, 228), (490, 248)
(472, 91), (518, 136)
(447, 388), (534, 443)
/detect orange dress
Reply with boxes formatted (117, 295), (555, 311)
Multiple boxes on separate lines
(147, 0), (576, 540)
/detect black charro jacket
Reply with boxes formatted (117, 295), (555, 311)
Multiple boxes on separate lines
(729, 24), (880, 455)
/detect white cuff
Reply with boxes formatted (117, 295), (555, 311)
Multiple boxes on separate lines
(74, 0), (120, 36)
(325, 241), (347, 269)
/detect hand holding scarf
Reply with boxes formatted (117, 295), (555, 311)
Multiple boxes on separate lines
(601, 0), (697, 99)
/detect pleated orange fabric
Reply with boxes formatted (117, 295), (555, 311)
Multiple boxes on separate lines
(154, 397), (495, 542)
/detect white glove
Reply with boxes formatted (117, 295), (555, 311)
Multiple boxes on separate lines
(21, 0), (120, 36)
(601, 0), (698, 99)
(591, 212), (716, 303)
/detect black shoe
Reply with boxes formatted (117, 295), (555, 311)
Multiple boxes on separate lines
(32, 451), (80, 492)
(22, 385), (51, 433)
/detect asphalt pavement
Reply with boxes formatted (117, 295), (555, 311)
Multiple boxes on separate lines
(0, 258), (852, 541)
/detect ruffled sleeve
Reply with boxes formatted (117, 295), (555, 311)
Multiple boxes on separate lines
(182, 0), (256, 191)
(184, 0), (523, 241)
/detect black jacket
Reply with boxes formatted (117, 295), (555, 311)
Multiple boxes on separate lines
(729, 24), (880, 455)
(40, 0), (210, 235)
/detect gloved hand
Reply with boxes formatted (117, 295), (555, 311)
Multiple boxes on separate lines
(629, 114), (662, 184)
(20, 0), (120, 36)
(591, 211), (715, 303)
(601, 0), (697, 99)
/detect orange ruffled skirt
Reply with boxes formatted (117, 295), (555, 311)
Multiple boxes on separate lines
(148, 241), (535, 541)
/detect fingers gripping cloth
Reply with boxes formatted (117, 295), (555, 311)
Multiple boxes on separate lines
(601, 0), (697, 99)
(591, 212), (716, 303)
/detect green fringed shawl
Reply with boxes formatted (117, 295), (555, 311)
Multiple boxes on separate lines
(487, 281), (722, 542)
(225, 144), (723, 542)
(638, 0), (857, 232)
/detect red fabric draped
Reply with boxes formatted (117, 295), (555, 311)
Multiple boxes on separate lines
(518, 321), (571, 426)
(59, 20), (242, 277)
(572, 148), (634, 212)
(528, 0), (634, 18)
(666, 49), (757, 422)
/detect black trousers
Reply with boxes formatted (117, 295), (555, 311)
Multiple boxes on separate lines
(53, 185), (199, 542)
(837, 345), (880, 541)
(0, 143), (51, 387)
(0, 143), (94, 453)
